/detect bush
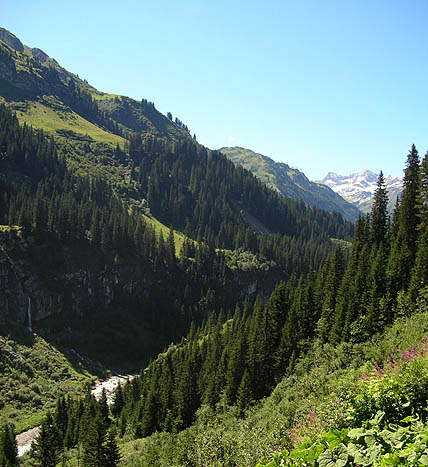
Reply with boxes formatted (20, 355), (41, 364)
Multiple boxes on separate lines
(349, 341), (428, 426)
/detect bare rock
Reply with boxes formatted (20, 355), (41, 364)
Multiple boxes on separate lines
(0, 28), (24, 52)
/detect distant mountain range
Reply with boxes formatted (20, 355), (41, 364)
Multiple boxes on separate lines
(220, 147), (362, 222)
(317, 169), (403, 213)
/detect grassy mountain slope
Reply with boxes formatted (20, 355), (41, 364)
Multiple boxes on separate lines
(0, 27), (191, 147)
(220, 147), (362, 223)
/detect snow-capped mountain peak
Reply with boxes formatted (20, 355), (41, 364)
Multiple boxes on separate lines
(316, 169), (403, 214)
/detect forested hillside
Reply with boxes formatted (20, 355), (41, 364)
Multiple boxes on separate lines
(1, 25), (426, 467)
(19, 145), (428, 466)
(109, 146), (428, 437)
(221, 146), (362, 222)
(0, 96), (352, 370)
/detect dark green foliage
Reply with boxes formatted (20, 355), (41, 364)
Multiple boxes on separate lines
(82, 412), (108, 467)
(409, 151), (428, 300)
(127, 134), (353, 276)
(236, 369), (253, 416)
(98, 144), (428, 447)
(370, 171), (389, 247)
(104, 428), (121, 467)
(30, 412), (61, 467)
(0, 423), (17, 466)
(388, 145), (420, 294)
(111, 384), (124, 418)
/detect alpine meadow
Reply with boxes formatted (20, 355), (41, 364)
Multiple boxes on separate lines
(1, 10), (428, 467)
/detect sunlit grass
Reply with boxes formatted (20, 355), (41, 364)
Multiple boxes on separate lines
(14, 101), (125, 147)
(142, 214), (193, 256)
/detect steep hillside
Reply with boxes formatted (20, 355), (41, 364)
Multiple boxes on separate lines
(115, 310), (428, 467)
(0, 98), (352, 368)
(318, 169), (403, 213)
(0, 27), (190, 150)
(220, 147), (361, 222)
(0, 28), (357, 445)
(47, 144), (426, 466)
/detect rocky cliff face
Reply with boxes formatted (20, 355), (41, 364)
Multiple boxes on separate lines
(0, 238), (27, 324)
(30, 47), (50, 63)
(0, 228), (149, 328)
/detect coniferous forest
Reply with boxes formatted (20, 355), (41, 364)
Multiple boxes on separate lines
(2, 91), (428, 464)
(1, 24), (428, 467)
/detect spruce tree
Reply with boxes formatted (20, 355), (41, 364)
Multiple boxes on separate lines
(236, 368), (252, 417)
(111, 384), (124, 418)
(366, 244), (388, 332)
(317, 246), (346, 341)
(388, 145), (421, 295)
(103, 428), (121, 467)
(409, 151), (428, 299)
(370, 171), (389, 247)
(99, 388), (110, 426)
(0, 423), (17, 467)
(31, 412), (61, 467)
(82, 412), (107, 467)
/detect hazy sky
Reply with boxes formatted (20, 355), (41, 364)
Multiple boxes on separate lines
(3, 0), (428, 180)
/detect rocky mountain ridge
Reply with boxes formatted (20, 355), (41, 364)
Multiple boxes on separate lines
(0, 28), (24, 52)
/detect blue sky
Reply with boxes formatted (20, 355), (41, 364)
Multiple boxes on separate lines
(3, 0), (428, 180)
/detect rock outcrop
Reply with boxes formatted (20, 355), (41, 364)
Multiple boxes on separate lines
(30, 47), (50, 63)
(0, 28), (24, 52)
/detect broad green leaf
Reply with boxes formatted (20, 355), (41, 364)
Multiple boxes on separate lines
(353, 451), (371, 466)
(318, 444), (348, 467)
(324, 430), (347, 449)
(348, 428), (375, 440)
(367, 442), (382, 463)
(419, 454), (428, 465)
(364, 434), (377, 447)
(379, 453), (401, 466)
(346, 443), (361, 458)
(303, 444), (325, 462)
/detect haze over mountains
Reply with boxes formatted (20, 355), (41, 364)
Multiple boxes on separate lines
(318, 169), (403, 213)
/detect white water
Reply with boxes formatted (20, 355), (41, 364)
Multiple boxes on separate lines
(27, 296), (32, 333)
(16, 426), (40, 457)
(92, 374), (133, 404)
